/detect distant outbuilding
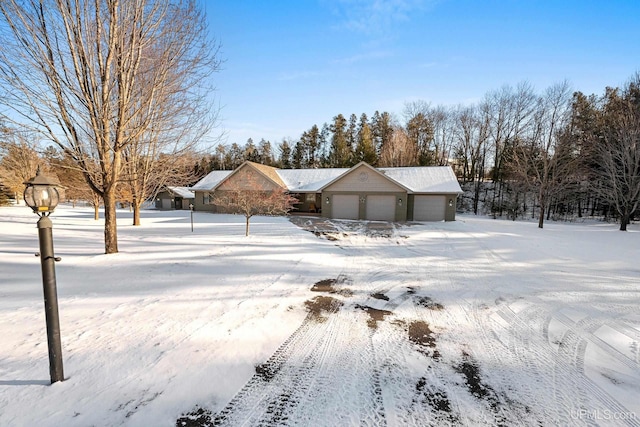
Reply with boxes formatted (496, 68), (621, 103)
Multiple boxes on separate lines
(155, 186), (195, 210)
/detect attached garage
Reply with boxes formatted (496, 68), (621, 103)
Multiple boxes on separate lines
(413, 195), (447, 221)
(192, 161), (462, 221)
(366, 195), (396, 221)
(331, 195), (360, 220)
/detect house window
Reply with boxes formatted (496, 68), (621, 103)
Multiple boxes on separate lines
(305, 193), (316, 202)
(203, 193), (212, 204)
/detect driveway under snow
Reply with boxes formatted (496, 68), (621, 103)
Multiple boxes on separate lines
(1, 206), (639, 426)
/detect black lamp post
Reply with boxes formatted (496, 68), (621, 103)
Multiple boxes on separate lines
(189, 203), (194, 232)
(23, 167), (64, 384)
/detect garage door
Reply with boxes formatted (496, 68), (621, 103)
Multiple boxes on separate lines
(413, 195), (446, 221)
(161, 198), (172, 210)
(366, 195), (396, 221)
(331, 195), (359, 219)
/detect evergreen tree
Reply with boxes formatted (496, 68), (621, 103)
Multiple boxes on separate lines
(292, 139), (304, 169)
(228, 143), (244, 169)
(258, 139), (274, 166)
(354, 113), (377, 165)
(372, 111), (394, 156)
(319, 123), (330, 167)
(278, 139), (292, 169)
(347, 114), (358, 165)
(244, 138), (260, 163)
(306, 125), (321, 168)
(0, 181), (11, 205)
(406, 112), (435, 165)
(329, 114), (350, 167)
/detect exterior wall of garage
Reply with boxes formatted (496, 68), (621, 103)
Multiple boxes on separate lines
(444, 195), (457, 221)
(407, 194), (457, 221)
(321, 164), (409, 221)
(322, 191), (408, 221)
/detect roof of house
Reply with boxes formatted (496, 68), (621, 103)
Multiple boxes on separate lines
(250, 162), (288, 188)
(167, 186), (195, 199)
(192, 163), (462, 194)
(276, 167), (349, 192)
(380, 166), (462, 193)
(191, 170), (233, 191)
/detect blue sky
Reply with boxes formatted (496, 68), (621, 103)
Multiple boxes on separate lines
(205, 0), (640, 146)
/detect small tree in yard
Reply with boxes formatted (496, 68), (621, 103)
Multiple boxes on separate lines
(212, 174), (298, 236)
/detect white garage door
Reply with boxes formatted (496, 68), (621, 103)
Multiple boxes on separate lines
(332, 195), (359, 219)
(413, 195), (446, 221)
(366, 195), (396, 221)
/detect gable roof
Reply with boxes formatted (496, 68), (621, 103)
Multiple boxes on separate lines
(191, 170), (233, 191)
(192, 163), (462, 194)
(247, 162), (287, 188)
(381, 166), (462, 193)
(167, 186), (195, 199)
(318, 162), (411, 192)
(276, 167), (348, 192)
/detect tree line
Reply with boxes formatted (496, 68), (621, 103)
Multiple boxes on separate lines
(1, 0), (638, 260)
(198, 76), (640, 231)
(0, 0), (219, 254)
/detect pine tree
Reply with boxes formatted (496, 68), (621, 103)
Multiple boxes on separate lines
(372, 111), (394, 156)
(354, 113), (377, 165)
(329, 114), (350, 167)
(0, 181), (12, 205)
(278, 139), (292, 169)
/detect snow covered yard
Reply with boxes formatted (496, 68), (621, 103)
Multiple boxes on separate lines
(1, 205), (639, 426)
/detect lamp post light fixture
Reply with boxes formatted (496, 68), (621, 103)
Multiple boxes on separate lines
(23, 167), (64, 384)
(189, 203), (194, 232)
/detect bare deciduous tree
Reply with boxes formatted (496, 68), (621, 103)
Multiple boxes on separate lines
(212, 171), (298, 236)
(592, 77), (640, 231)
(378, 125), (416, 167)
(0, 0), (220, 253)
(509, 81), (573, 228)
(403, 100), (434, 165)
(0, 128), (41, 198)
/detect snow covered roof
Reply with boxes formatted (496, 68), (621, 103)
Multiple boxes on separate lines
(192, 164), (461, 194)
(381, 166), (462, 193)
(276, 168), (349, 192)
(191, 170), (233, 191)
(167, 187), (195, 199)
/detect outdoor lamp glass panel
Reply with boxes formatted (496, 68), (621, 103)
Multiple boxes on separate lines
(24, 185), (59, 213)
(23, 169), (60, 214)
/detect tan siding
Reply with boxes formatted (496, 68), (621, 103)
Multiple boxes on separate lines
(324, 165), (404, 192)
(217, 167), (280, 191)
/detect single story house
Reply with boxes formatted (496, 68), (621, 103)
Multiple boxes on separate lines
(192, 161), (462, 222)
(155, 186), (195, 210)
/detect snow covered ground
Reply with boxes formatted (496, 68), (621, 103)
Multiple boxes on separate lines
(1, 205), (639, 426)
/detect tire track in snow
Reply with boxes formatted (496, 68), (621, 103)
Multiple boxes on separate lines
(209, 302), (383, 425)
(437, 229), (558, 425)
(206, 241), (389, 427)
(436, 226), (640, 426)
(200, 227), (427, 426)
